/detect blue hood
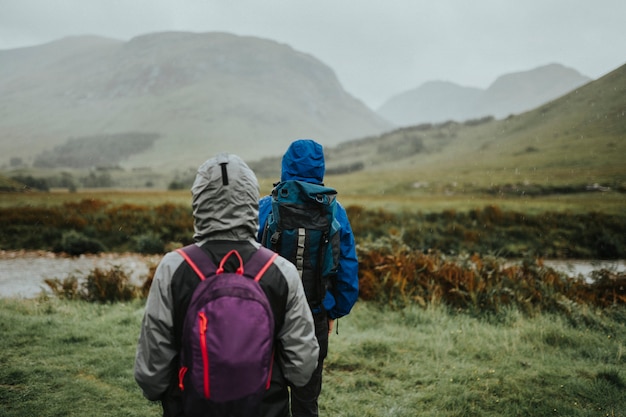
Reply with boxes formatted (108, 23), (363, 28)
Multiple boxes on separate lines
(280, 139), (325, 184)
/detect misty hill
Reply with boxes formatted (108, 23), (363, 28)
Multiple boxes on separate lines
(316, 63), (625, 193)
(0, 32), (391, 171)
(377, 63), (591, 126)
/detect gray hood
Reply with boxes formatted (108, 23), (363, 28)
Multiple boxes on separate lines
(191, 153), (259, 241)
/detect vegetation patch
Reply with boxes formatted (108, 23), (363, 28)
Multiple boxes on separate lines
(347, 204), (626, 259)
(357, 235), (625, 315)
(0, 199), (192, 254)
(32, 132), (159, 169)
(1, 200), (624, 259)
(44, 266), (140, 303)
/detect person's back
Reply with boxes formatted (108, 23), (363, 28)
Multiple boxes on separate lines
(135, 153), (319, 417)
(258, 139), (359, 417)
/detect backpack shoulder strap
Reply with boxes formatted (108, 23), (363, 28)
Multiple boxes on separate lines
(244, 247), (278, 282)
(176, 244), (218, 281)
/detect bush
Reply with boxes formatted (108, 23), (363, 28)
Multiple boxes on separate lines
(134, 233), (165, 254)
(10, 175), (49, 191)
(82, 266), (137, 303)
(45, 266), (139, 303)
(55, 230), (106, 255)
(357, 243), (626, 315)
(168, 180), (187, 190)
(43, 276), (81, 300)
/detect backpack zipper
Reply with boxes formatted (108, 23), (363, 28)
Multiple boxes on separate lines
(266, 349), (275, 389)
(198, 312), (210, 399)
(178, 366), (188, 391)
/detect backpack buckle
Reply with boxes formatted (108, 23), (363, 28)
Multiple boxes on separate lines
(270, 231), (281, 245)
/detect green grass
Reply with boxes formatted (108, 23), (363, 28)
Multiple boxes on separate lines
(1, 298), (624, 416)
(334, 191), (626, 216)
(324, 303), (626, 416)
(0, 189), (192, 209)
(0, 298), (160, 417)
(2, 187), (626, 216)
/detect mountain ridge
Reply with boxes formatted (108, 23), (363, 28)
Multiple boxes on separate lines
(0, 31), (391, 171)
(1, 33), (623, 193)
(377, 63), (591, 126)
(319, 63), (625, 194)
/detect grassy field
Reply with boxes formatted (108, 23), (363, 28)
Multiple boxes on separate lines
(0, 189), (192, 209)
(2, 186), (625, 216)
(1, 297), (624, 417)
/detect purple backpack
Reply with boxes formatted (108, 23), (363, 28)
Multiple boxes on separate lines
(176, 244), (278, 417)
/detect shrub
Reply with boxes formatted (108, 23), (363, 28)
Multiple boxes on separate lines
(134, 233), (165, 254)
(43, 276), (81, 300)
(55, 230), (106, 255)
(357, 242), (626, 315)
(168, 180), (187, 190)
(80, 171), (115, 188)
(45, 266), (139, 303)
(140, 263), (158, 299)
(10, 175), (49, 191)
(82, 266), (137, 303)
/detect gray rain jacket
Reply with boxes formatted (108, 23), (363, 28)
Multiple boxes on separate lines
(134, 153), (319, 417)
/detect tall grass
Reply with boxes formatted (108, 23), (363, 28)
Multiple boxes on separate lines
(1, 298), (623, 416)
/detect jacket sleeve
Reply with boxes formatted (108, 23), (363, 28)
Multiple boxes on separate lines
(323, 202), (359, 319)
(273, 256), (320, 387)
(134, 252), (181, 401)
(257, 195), (272, 242)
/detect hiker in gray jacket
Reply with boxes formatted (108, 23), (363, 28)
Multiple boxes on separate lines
(135, 153), (319, 417)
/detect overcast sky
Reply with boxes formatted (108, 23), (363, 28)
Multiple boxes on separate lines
(1, 0), (624, 109)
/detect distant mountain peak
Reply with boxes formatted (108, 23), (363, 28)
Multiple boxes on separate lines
(378, 63), (592, 126)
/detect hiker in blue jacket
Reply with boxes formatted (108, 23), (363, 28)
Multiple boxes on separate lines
(258, 139), (359, 417)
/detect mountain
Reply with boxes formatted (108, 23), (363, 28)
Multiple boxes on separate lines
(475, 63), (593, 118)
(377, 63), (591, 126)
(374, 81), (482, 127)
(320, 63), (625, 192)
(0, 32), (391, 171)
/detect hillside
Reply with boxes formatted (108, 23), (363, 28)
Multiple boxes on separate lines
(377, 63), (591, 126)
(0, 174), (25, 192)
(318, 63), (626, 195)
(0, 32), (391, 172)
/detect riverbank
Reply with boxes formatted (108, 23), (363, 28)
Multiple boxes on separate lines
(0, 250), (161, 298)
(1, 250), (624, 299)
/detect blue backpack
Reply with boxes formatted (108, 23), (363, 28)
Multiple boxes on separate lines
(175, 244), (278, 417)
(261, 180), (340, 308)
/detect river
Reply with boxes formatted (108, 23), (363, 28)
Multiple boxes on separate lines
(542, 259), (626, 282)
(0, 251), (161, 298)
(0, 251), (624, 299)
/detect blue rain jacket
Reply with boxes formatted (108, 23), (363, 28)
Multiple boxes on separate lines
(258, 139), (359, 319)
